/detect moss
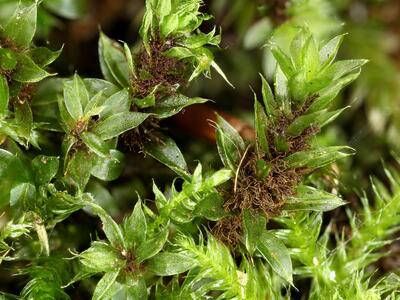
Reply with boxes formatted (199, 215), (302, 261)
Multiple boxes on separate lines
(131, 37), (188, 99)
(120, 116), (162, 152)
(213, 101), (320, 246)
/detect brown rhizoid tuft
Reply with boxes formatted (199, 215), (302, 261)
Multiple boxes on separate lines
(213, 106), (320, 247)
(132, 37), (188, 99)
(121, 116), (162, 152)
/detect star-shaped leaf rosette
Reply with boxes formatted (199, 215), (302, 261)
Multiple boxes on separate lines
(211, 28), (367, 267)
(0, 2), (61, 148)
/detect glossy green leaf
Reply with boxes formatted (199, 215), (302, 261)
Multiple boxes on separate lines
(89, 203), (125, 248)
(160, 14), (179, 37)
(211, 61), (234, 88)
(144, 137), (190, 180)
(123, 200), (147, 249)
(307, 70), (362, 112)
(319, 34), (345, 66)
(65, 150), (94, 191)
(284, 185), (346, 211)
(243, 210), (266, 255)
(13, 53), (53, 83)
(215, 114), (245, 171)
(84, 91), (104, 117)
(286, 110), (322, 136)
(0, 48), (17, 70)
(257, 231), (293, 284)
(203, 168), (232, 189)
(255, 159), (271, 180)
(79, 242), (123, 273)
(27, 47), (62, 67)
(123, 42), (136, 78)
(3, 2), (37, 48)
(10, 182), (36, 217)
(274, 66), (290, 112)
(63, 74), (89, 120)
(32, 155), (59, 185)
(316, 106), (349, 128)
(94, 112), (150, 140)
(285, 146), (355, 169)
(288, 71), (308, 104)
(99, 89), (130, 119)
(14, 100), (33, 140)
(126, 278), (148, 300)
(80, 132), (110, 158)
(98, 32), (130, 87)
(270, 45), (294, 78)
(328, 59), (368, 81)
(193, 192), (227, 221)
(133, 93), (155, 109)
(92, 270), (120, 300)
(153, 182), (168, 211)
(91, 150), (125, 181)
(136, 226), (169, 263)
(0, 150), (31, 209)
(0, 75), (9, 116)
(148, 252), (196, 276)
(254, 98), (269, 156)
(147, 94), (208, 119)
(260, 73), (276, 117)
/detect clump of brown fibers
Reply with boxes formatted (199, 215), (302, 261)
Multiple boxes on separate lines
(213, 105), (320, 247)
(132, 37), (188, 99)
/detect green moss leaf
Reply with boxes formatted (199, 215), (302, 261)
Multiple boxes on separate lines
(148, 252), (196, 276)
(91, 149), (125, 181)
(257, 231), (293, 284)
(123, 200), (147, 249)
(215, 114), (245, 171)
(144, 136), (190, 180)
(99, 89), (130, 119)
(284, 185), (346, 211)
(98, 32), (130, 88)
(80, 241), (124, 273)
(243, 210), (266, 255)
(13, 53), (53, 83)
(254, 98), (270, 156)
(92, 271), (120, 300)
(136, 226), (169, 263)
(80, 132), (110, 158)
(193, 192), (227, 221)
(285, 146), (355, 169)
(89, 203), (125, 248)
(65, 149), (94, 191)
(0, 48), (17, 71)
(26, 47), (62, 67)
(10, 182), (36, 217)
(3, 2), (37, 48)
(0, 75), (9, 116)
(93, 111), (150, 140)
(32, 155), (59, 185)
(63, 74), (89, 120)
(147, 94), (208, 119)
